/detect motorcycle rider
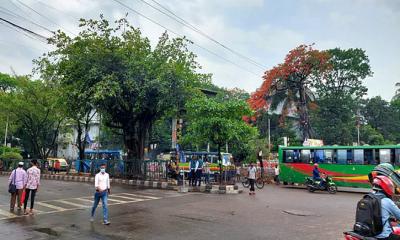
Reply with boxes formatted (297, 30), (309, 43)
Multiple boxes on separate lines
(373, 175), (400, 240)
(312, 163), (326, 189)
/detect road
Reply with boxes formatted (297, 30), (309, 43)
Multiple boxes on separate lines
(0, 176), (363, 240)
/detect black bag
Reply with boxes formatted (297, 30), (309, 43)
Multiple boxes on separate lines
(353, 193), (385, 237)
(8, 169), (17, 194)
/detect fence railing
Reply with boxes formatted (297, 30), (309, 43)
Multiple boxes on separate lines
(0, 159), (240, 185)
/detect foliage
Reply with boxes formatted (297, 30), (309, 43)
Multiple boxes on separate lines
(313, 48), (372, 99)
(359, 124), (386, 145)
(0, 151), (23, 161)
(36, 16), (209, 167)
(311, 48), (372, 145)
(361, 97), (400, 143)
(1, 77), (65, 159)
(184, 96), (258, 161)
(249, 44), (329, 140)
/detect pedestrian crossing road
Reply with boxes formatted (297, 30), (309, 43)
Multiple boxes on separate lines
(0, 192), (170, 220)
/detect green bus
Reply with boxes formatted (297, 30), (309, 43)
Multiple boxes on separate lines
(279, 145), (400, 188)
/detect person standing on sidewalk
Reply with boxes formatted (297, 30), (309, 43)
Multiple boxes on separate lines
(196, 157), (203, 187)
(23, 159), (40, 215)
(189, 156), (197, 186)
(91, 163), (110, 225)
(248, 163), (257, 195)
(54, 160), (61, 174)
(8, 162), (27, 211)
(203, 159), (211, 185)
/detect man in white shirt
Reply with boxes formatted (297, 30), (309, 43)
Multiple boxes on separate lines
(248, 163), (257, 195)
(90, 163), (110, 225)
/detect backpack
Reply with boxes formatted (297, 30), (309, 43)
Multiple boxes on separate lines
(353, 193), (386, 237)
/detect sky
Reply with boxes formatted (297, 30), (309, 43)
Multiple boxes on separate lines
(0, 0), (399, 100)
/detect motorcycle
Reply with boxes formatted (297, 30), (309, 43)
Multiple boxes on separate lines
(344, 221), (400, 239)
(305, 175), (337, 194)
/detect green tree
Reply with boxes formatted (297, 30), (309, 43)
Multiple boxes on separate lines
(361, 96), (399, 142)
(311, 48), (372, 144)
(184, 96), (258, 180)
(249, 45), (329, 140)
(36, 16), (209, 173)
(2, 78), (65, 159)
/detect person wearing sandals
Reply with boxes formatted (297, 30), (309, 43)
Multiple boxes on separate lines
(23, 159), (41, 215)
(8, 162), (27, 211)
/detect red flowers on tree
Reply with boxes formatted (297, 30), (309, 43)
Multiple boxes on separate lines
(249, 44), (329, 140)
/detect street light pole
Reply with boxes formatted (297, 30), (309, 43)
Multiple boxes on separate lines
(4, 115), (9, 148)
(268, 118), (271, 157)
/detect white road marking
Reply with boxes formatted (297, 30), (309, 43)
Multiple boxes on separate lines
(107, 198), (127, 203)
(111, 195), (146, 201)
(119, 193), (160, 200)
(36, 202), (67, 211)
(55, 200), (88, 208)
(0, 192), (180, 221)
(0, 209), (17, 218)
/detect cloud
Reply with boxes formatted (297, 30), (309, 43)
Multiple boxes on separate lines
(0, 0), (398, 101)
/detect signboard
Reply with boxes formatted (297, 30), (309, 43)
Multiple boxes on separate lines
(303, 139), (324, 147)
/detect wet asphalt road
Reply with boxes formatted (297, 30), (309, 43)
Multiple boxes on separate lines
(0, 176), (364, 240)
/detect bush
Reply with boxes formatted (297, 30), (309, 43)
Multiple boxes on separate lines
(0, 151), (23, 161)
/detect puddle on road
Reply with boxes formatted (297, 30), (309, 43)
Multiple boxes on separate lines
(33, 227), (60, 236)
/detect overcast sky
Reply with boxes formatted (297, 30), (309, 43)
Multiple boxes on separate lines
(0, 0), (399, 100)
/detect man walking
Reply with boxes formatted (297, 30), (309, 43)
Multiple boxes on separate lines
(91, 163), (110, 225)
(8, 162), (27, 211)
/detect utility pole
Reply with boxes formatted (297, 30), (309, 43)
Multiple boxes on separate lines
(4, 115), (9, 150)
(356, 110), (360, 146)
(268, 118), (271, 157)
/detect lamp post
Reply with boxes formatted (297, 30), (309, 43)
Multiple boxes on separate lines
(3, 115), (9, 154)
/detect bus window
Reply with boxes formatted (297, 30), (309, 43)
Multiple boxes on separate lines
(337, 150), (347, 164)
(325, 150), (333, 163)
(293, 150), (300, 163)
(347, 150), (353, 164)
(283, 150), (294, 163)
(364, 149), (374, 164)
(380, 149), (391, 163)
(395, 149), (400, 166)
(315, 150), (325, 163)
(301, 150), (310, 163)
(354, 149), (364, 165)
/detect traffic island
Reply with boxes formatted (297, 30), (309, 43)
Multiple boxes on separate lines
(0, 172), (242, 194)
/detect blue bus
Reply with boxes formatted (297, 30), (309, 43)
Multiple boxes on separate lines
(75, 150), (123, 173)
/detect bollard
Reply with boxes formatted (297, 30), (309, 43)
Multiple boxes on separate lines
(178, 169), (188, 193)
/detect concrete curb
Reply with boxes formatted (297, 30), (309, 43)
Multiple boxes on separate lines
(0, 171), (241, 194)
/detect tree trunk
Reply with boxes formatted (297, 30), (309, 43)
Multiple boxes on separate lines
(76, 121), (85, 173)
(298, 84), (312, 141)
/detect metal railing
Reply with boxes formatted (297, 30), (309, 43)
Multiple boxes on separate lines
(0, 158), (240, 185)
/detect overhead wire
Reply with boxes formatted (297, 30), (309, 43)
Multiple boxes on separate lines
(0, 17), (48, 42)
(0, 6), (54, 34)
(13, 0), (76, 37)
(143, 0), (267, 70)
(112, 0), (261, 77)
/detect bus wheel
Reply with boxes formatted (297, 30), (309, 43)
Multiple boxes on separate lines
(283, 182), (288, 185)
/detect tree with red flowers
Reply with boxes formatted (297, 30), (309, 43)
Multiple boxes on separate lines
(249, 45), (329, 140)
